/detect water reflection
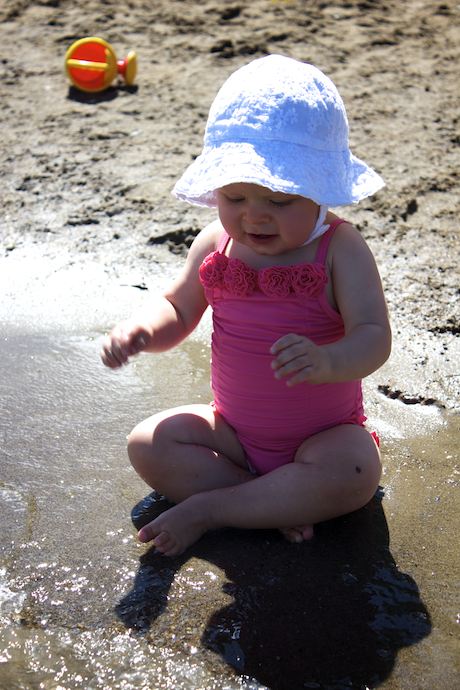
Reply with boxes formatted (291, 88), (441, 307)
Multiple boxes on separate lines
(118, 489), (430, 689)
(1, 328), (457, 688)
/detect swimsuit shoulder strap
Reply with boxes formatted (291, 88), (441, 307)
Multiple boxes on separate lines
(216, 229), (231, 254)
(315, 218), (347, 265)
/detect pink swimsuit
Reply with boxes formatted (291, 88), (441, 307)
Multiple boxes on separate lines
(199, 219), (366, 475)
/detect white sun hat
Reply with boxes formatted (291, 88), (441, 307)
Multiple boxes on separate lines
(172, 54), (384, 208)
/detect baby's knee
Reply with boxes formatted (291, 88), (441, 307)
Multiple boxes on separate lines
(127, 422), (148, 473)
(127, 417), (159, 470)
(293, 426), (382, 501)
(127, 414), (177, 473)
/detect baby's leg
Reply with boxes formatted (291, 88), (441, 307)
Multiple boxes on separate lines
(277, 424), (379, 543)
(136, 423), (381, 556)
(127, 404), (254, 503)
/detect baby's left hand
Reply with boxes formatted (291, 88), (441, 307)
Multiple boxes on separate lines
(270, 333), (332, 386)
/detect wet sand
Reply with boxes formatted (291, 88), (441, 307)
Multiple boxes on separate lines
(1, 0), (460, 687)
(0, 247), (459, 688)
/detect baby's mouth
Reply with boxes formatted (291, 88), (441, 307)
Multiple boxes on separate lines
(248, 233), (275, 242)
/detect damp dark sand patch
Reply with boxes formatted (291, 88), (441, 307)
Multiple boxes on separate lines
(0, 304), (458, 688)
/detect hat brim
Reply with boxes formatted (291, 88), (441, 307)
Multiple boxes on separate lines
(172, 139), (385, 208)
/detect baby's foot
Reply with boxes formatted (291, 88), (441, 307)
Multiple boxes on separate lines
(131, 491), (175, 530)
(279, 524), (314, 544)
(137, 493), (214, 556)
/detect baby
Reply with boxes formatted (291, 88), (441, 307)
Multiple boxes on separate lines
(101, 55), (391, 556)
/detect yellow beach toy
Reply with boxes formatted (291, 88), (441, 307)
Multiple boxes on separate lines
(65, 37), (137, 93)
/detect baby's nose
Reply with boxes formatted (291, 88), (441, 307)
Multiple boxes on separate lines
(244, 203), (269, 225)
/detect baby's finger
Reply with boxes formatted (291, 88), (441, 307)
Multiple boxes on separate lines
(285, 367), (314, 387)
(273, 354), (312, 380)
(111, 335), (131, 363)
(271, 340), (313, 375)
(101, 333), (131, 368)
(270, 332), (302, 356)
(101, 342), (124, 368)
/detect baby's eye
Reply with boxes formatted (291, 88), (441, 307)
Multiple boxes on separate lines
(270, 199), (292, 207)
(227, 196), (245, 204)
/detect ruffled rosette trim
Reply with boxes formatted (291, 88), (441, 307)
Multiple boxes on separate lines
(200, 252), (328, 298)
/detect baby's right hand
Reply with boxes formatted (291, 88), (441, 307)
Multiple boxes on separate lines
(101, 321), (152, 369)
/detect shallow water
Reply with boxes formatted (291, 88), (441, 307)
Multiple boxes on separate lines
(0, 256), (459, 689)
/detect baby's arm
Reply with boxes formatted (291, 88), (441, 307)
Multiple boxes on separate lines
(271, 222), (391, 386)
(101, 223), (219, 369)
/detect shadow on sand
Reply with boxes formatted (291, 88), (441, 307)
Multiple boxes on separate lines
(116, 489), (430, 689)
(67, 84), (138, 104)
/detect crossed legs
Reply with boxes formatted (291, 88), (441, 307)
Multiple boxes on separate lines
(127, 404), (382, 556)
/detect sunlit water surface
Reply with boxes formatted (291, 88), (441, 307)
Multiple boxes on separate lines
(0, 254), (459, 689)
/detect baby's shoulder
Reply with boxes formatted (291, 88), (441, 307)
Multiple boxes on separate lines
(190, 219), (224, 255)
(327, 218), (377, 271)
(183, 219), (225, 274)
(326, 215), (367, 250)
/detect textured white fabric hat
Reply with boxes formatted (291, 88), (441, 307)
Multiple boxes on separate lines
(173, 55), (384, 208)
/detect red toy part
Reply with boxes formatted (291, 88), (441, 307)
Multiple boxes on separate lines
(65, 37), (137, 93)
(117, 51), (137, 86)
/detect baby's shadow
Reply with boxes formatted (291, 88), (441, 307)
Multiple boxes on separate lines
(116, 489), (431, 689)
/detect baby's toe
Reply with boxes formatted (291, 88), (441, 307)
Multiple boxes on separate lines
(279, 526), (303, 543)
(153, 531), (173, 549)
(153, 531), (186, 557)
(301, 525), (314, 540)
(163, 542), (186, 557)
(138, 524), (155, 543)
(279, 525), (314, 543)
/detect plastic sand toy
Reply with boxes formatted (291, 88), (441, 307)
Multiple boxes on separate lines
(65, 37), (137, 92)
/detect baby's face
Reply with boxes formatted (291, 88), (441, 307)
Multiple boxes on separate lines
(217, 183), (320, 256)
